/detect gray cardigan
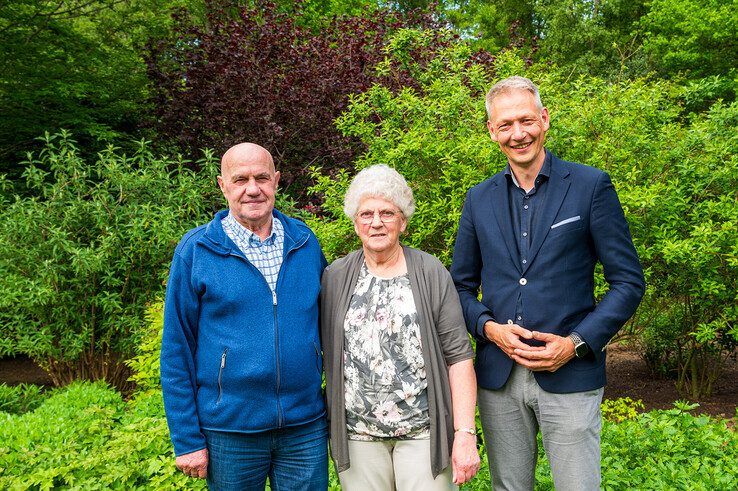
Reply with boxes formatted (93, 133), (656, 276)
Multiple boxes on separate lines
(320, 246), (474, 478)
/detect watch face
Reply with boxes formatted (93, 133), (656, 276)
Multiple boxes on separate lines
(575, 342), (588, 358)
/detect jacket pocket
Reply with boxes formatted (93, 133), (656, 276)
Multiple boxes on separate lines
(217, 348), (228, 405)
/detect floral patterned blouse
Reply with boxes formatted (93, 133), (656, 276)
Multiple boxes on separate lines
(343, 262), (430, 441)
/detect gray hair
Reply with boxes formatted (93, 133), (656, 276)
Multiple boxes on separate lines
(485, 76), (543, 119)
(343, 164), (415, 219)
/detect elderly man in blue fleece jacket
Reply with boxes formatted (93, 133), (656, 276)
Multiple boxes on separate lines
(160, 143), (328, 490)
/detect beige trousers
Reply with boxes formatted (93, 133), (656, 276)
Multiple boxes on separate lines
(338, 439), (457, 491)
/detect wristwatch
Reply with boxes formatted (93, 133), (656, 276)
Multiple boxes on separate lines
(568, 332), (590, 358)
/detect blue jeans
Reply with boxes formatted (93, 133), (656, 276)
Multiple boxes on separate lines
(203, 418), (328, 491)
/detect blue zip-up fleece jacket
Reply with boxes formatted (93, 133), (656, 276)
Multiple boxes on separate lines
(161, 209), (327, 456)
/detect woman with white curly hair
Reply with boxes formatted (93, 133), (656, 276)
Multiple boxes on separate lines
(320, 164), (480, 490)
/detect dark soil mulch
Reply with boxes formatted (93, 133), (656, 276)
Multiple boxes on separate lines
(604, 342), (738, 419)
(0, 355), (53, 386)
(1, 345), (736, 418)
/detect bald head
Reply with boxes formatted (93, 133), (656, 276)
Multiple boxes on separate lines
(221, 142), (275, 175)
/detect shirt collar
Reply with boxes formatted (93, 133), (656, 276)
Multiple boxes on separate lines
(504, 151), (551, 188)
(225, 212), (281, 248)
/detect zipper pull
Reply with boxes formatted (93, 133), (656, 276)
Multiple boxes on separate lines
(221, 351), (227, 369)
(272, 290), (277, 306)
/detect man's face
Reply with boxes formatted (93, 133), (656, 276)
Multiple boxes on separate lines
(487, 89), (550, 169)
(217, 151), (280, 229)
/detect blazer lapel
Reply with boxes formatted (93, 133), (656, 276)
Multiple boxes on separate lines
(489, 174), (523, 274)
(523, 158), (571, 274)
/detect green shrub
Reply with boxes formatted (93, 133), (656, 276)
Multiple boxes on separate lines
(600, 402), (738, 490)
(0, 381), (735, 489)
(0, 132), (222, 390)
(601, 397), (645, 423)
(0, 383), (47, 415)
(126, 302), (165, 394)
(0, 381), (205, 490)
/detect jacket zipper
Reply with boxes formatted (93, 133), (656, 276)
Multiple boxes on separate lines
(273, 293), (283, 427)
(225, 230), (309, 428)
(217, 348), (228, 404)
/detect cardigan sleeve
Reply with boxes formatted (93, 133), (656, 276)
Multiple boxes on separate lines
(420, 252), (474, 367)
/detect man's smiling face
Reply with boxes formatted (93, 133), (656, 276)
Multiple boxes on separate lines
(486, 88), (550, 170)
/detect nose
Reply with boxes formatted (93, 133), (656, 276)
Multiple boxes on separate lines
(511, 121), (526, 140)
(370, 211), (384, 227)
(245, 178), (260, 195)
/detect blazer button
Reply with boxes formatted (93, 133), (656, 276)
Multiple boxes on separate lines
(519, 278), (527, 285)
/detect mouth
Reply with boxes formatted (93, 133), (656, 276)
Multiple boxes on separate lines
(511, 142), (532, 150)
(369, 233), (387, 238)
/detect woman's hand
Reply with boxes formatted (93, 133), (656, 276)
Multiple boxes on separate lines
(451, 430), (480, 485)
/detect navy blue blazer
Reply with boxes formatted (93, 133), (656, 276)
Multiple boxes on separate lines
(451, 152), (645, 393)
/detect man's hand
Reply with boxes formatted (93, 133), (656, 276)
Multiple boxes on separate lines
(176, 448), (208, 479)
(484, 321), (540, 358)
(511, 331), (575, 372)
(451, 431), (480, 485)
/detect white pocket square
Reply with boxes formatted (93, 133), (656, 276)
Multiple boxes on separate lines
(551, 216), (581, 229)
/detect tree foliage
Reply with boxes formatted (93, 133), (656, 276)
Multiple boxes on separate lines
(0, 0), (195, 173)
(0, 132), (221, 389)
(146, 0), (453, 200)
(640, 0), (738, 80)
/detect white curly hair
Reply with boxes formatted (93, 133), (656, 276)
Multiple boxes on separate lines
(343, 164), (415, 219)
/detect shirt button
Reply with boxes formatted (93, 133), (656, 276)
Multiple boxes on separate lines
(522, 232), (528, 237)
(522, 259), (527, 264)
(517, 315), (522, 321)
(524, 205), (529, 210)
(519, 278), (527, 285)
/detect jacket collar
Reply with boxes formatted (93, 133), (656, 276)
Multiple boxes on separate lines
(488, 150), (571, 274)
(199, 208), (309, 256)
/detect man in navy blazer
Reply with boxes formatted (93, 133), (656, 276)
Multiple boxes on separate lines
(451, 76), (644, 490)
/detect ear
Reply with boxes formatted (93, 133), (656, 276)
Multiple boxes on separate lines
(273, 170), (281, 188)
(217, 175), (225, 193)
(353, 219), (360, 236)
(487, 120), (498, 142)
(540, 107), (550, 132)
(400, 217), (407, 234)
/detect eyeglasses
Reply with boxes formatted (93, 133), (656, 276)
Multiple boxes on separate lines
(356, 209), (402, 224)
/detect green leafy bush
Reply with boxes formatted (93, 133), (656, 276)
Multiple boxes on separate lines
(601, 397), (645, 423)
(2, 381), (733, 490)
(0, 132), (222, 390)
(126, 302), (165, 394)
(599, 402), (738, 490)
(0, 383), (47, 415)
(0, 382), (205, 490)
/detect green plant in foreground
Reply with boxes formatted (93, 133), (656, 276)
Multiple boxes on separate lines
(0, 383), (47, 415)
(601, 397), (645, 423)
(0, 382), (735, 490)
(0, 132), (221, 390)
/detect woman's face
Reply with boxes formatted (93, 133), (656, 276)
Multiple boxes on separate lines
(354, 196), (407, 255)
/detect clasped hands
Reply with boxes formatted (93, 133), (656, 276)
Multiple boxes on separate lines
(484, 320), (575, 372)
